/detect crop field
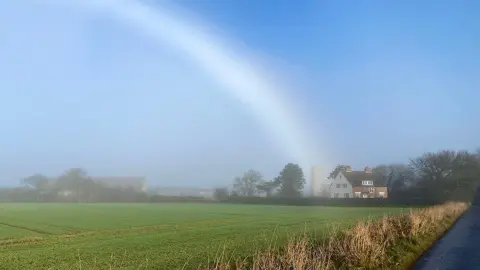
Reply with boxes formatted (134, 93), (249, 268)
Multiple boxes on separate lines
(0, 203), (407, 269)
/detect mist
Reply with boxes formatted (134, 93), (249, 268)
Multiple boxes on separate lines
(1, 0), (478, 190)
(2, 2), (480, 269)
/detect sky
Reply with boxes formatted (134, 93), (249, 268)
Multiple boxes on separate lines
(0, 0), (479, 189)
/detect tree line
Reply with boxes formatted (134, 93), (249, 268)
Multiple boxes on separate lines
(0, 168), (149, 203)
(216, 149), (480, 204)
(380, 149), (480, 202)
(2, 148), (480, 205)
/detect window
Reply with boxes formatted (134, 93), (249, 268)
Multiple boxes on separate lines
(334, 193), (339, 198)
(354, 192), (361, 198)
(379, 191), (385, 197)
(362, 181), (373, 186)
(336, 184), (340, 188)
(369, 187), (375, 193)
(344, 193), (350, 198)
(343, 184), (347, 188)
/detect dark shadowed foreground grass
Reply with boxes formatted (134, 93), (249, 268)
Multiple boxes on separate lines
(0, 203), (409, 269)
(207, 202), (468, 270)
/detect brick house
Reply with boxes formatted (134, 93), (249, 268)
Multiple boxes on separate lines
(329, 166), (388, 199)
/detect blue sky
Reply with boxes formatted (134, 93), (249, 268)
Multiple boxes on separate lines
(0, 0), (478, 188)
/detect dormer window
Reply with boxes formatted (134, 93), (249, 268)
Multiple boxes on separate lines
(362, 180), (373, 186)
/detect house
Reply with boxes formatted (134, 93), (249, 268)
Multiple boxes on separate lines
(329, 166), (388, 199)
(37, 176), (147, 197)
(92, 177), (147, 192)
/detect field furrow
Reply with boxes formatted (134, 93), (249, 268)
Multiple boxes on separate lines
(0, 203), (407, 269)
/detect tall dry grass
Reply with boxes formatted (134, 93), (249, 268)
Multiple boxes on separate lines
(207, 202), (469, 270)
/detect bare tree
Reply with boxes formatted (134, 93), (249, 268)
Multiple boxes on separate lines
(409, 150), (480, 201)
(233, 169), (263, 196)
(373, 164), (415, 191)
(256, 180), (279, 197)
(327, 164), (350, 179)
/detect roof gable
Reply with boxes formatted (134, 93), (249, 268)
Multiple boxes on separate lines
(342, 171), (386, 187)
(328, 171), (349, 187)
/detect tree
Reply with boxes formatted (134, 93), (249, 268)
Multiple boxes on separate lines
(409, 150), (480, 201)
(232, 169), (263, 196)
(55, 168), (90, 202)
(22, 174), (49, 190)
(276, 163), (305, 198)
(328, 164), (350, 179)
(213, 188), (229, 201)
(372, 164), (415, 192)
(256, 180), (279, 197)
(22, 174), (50, 201)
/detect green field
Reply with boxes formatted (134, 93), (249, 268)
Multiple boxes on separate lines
(0, 203), (407, 269)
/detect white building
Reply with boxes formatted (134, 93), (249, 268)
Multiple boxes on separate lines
(328, 166), (388, 198)
(329, 170), (353, 198)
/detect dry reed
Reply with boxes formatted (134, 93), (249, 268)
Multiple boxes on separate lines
(207, 202), (469, 270)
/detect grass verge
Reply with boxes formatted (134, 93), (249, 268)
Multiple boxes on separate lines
(207, 202), (469, 270)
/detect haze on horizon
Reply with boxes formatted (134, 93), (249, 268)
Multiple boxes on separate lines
(0, 0), (478, 188)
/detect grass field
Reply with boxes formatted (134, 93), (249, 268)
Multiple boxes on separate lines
(0, 203), (408, 269)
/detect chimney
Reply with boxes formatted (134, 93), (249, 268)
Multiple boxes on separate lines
(344, 166), (352, 172)
(364, 166), (372, 174)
